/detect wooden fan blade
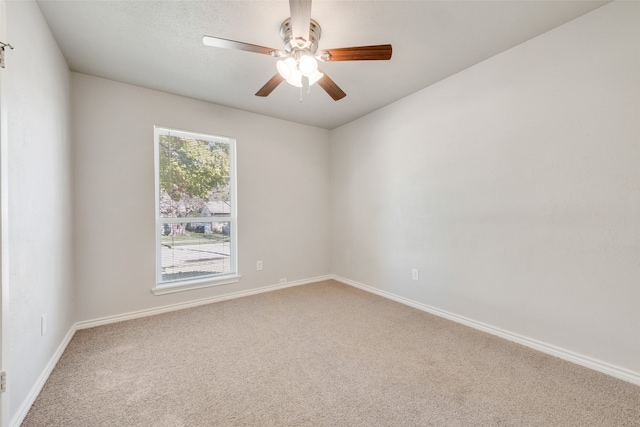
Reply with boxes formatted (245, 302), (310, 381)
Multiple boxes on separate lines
(317, 72), (346, 101)
(289, 0), (312, 41)
(255, 73), (285, 97)
(320, 44), (392, 61)
(203, 35), (281, 56)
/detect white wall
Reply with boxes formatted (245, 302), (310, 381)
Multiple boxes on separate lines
(72, 73), (331, 322)
(4, 0), (74, 421)
(5, 2), (638, 423)
(330, 1), (640, 376)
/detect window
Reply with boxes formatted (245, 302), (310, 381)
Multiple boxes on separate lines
(153, 127), (238, 294)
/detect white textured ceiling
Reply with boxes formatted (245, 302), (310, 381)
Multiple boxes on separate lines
(37, 0), (608, 129)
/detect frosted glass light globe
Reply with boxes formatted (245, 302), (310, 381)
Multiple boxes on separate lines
(287, 69), (303, 88)
(298, 55), (318, 77)
(277, 57), (297, 79)
(308, 70), (324, 86)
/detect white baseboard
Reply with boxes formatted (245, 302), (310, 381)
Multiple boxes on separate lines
(12, 273), (637, 427)
(10, 326), (76, 427)
(10, 275), (331, 426)
(331, 275), (640, 387)
(77, 275), (333, 330)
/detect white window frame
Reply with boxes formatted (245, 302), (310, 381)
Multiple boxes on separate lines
(152, 126), (239, 295)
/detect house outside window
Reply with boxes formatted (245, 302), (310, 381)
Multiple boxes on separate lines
(153, 127), (238, 294)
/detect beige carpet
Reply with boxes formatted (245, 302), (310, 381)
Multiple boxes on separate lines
(23, 280), (640, 426)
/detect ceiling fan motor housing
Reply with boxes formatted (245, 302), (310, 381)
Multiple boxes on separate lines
(280, 18), (321, 55)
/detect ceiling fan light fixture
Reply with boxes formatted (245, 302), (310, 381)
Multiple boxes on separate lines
(307, 70), (324, 86)
(286, 69), (303, 87)
(277, 57), (297, 79)
(299, 54), (318, 76)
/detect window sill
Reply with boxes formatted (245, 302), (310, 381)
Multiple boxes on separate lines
(152, 274), (241, 295)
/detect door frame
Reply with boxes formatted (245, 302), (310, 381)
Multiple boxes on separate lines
(0, 0), (9, 425)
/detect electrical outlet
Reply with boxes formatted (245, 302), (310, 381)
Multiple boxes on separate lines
(279, 278), (287, 285)
(256, 260), (263, 271)
(41, 314), (46, 336)
(412, 269), (419, 281)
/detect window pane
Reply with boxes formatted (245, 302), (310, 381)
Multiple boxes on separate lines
(160, 221), (231, 282)
(159, 134), (231, 218)
(155, 127), (236, 289)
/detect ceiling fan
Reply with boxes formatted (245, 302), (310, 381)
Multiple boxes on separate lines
(202, 0), (392, 101)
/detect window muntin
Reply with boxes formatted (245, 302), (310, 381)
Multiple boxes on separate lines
(154, 127), (237, 289)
